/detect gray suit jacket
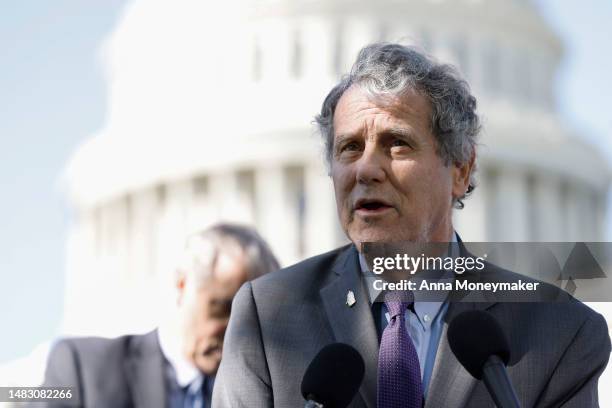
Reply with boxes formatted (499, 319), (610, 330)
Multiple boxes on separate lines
(40, 330), (167, 408)
(212, 245), (611, 407)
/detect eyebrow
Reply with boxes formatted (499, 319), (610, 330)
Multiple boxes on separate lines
(335, 127), (415, 140)
(382, 127), (416, 140)
(334, 127), (419, 149)
(334, 133), (358, 144)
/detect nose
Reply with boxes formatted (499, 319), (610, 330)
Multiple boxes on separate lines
(355, 144), (387, 185)
(209, 317), (229, 338)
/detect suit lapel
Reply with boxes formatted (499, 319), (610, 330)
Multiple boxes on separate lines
(124, 330), (167, 408)
(425, 270), (498, 408)
(319, 242), (502, 408)
(320, 246), (378, 408)
(424, 302), (476, 408)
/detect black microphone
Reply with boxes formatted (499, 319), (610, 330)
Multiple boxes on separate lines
(447, 310), (521, 408)
(301, 343), (365, 408)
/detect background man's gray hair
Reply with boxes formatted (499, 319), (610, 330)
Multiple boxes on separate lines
(315, 42), (481, 209)
(177, 223), (280, 285)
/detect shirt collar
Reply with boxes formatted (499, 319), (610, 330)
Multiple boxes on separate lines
(358, 232), (459, 325)
(157, 325), (202, 388)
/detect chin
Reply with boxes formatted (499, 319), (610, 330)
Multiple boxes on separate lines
(350, 225), (427, 245)
(350, 229), (397, 245)
(195, 359), (220, 376)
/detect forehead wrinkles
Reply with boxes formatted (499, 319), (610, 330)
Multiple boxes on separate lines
(335, 94), (405, 138)
(335, 85), (431, 134)
(369, 89), (431, 125)
(360, 109), (392, 138)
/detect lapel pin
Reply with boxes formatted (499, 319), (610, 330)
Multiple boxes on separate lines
(346, 290), (356, 307)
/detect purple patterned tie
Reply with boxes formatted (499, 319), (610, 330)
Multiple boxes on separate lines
(377, 292), (423, 408)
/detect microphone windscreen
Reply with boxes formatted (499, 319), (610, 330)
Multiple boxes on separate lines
(300, 343), (365, 408)
(447, 310), (510, 379)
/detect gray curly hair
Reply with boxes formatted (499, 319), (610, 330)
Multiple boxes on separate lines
(315, 42), (480, 209)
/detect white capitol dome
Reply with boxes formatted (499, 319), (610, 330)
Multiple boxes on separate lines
(62, 0), (609, 335)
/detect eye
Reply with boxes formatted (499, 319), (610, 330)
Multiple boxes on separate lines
(336, 140), (361, 155)
(391, 139), (409, 148)
(209, 298), (232, 317)
(342, 141), (360, 151)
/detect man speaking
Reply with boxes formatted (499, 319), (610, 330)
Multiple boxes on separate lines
(212, 43), (610, 407)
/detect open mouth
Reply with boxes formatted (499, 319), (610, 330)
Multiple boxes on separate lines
(354, 199), (393, 213)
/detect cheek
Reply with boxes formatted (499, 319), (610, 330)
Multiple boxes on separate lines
(391, 161), (452, 201)
(390, 161), (422, 194)
(425, 167), (455, 207)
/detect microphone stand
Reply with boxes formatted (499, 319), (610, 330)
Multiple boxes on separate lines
(304, 394), (324, 408)
(482, 355), (521, 408)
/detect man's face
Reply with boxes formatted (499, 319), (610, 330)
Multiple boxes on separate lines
(179, 252), (248, 375)
(331, 85), (470, 246)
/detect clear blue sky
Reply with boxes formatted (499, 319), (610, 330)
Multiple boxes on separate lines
(0, 0), (611, 363)
(0, 0), (127, 362)
(535, 0), (612, 155)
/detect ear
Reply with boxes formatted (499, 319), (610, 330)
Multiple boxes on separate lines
(175, 270), (187, 306)
(451, 152), (475, 200)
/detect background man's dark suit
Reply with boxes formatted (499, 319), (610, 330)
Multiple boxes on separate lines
(42, 330), (167, 408)
(39, 223), (279, 408)
(213, 245), (611, 407)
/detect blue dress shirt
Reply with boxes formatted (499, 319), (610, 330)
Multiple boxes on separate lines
(158, 328), (214, 408)
(359, 235), (458, 396)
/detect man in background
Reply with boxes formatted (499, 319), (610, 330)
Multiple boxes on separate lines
(40, 223), (279, 408)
